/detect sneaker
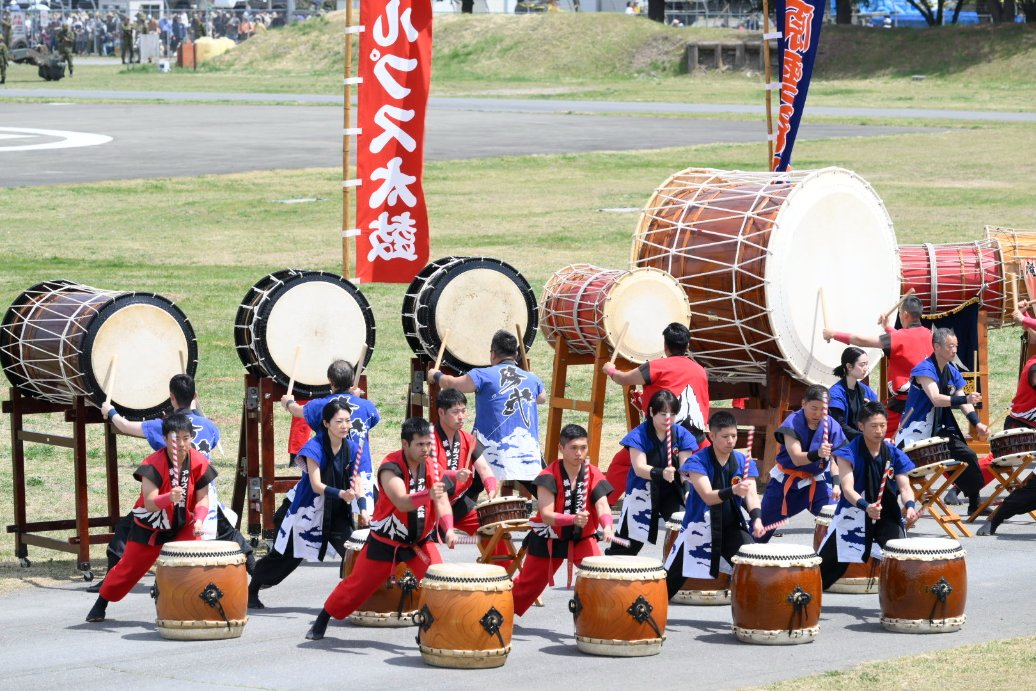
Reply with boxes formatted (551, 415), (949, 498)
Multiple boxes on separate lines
(944, 488), (962, 505)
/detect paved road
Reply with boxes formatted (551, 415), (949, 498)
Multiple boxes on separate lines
(0, 101), (925, 187)
(0, 512), (1032, 690)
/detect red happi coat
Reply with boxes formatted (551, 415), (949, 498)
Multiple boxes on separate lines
(369, 450), (440, 548)
(435, 425), (476, 504)
(130, 447), (216, 545)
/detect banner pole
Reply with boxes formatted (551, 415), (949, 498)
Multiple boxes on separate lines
(342, 0), (354, 279)
(762, 0), (775, 170)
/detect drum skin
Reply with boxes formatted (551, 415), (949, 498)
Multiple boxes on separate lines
(730, 546), (822, 645)
(153, 541), (247, 641)
(898, 241), (1004, 319)
(814, 508), (879, 593)
(415, 564), (514, 669)
(341, 550), (419, 627)
(879, 539), (967, 633)
(662, 517), (730, 604)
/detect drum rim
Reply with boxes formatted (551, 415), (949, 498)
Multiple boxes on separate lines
(903, 436), (949, 451)
(882, 537), (964, 556)
(401, 256), (458, 360)
(234, 268), (301, 381)
(990, 428), (1036, 438)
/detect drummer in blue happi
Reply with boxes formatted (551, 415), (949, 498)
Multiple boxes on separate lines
(818, 401), (919, 590)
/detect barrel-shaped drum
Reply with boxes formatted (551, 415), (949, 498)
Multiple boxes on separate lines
(814, 505), (880, 594)
(402, 256), (537, 373)
(153, 540), (248, 640)
(539, 264), (690, 363)
(989, 428), (1036, 465)
(902, 437), (951, 468)
(879, 538), (967, 633)
(632, 167), (898, 384)
(341, 529), (419, 627)
(235, 269), (374, 398)
(731, 544), (822, 645)
(570, 555), (668, 657)
(898, 241), (1005, 319)
(414, 563), (514, 669)
(475, 497), (532, 534)
(987, 226), (1036, 323)
(663, 512), (731, 605)
(1, 280), (197, 419)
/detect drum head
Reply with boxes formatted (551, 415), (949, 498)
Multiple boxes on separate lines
(991, 428), (1031, 440)
(765, 168), (899, 385)
(580, 555), (661, 571)
(904, 437), (947, 453)
(736, 543), (817, 561)
(883, 537), (964, 558)
(603, 268), (690, 363)
(425, 562), (507, 580)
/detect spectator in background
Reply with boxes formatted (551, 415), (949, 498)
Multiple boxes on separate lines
(625, 1), (636, 13)
(158, 14), (171, 55)
(238, 13), (253, 41)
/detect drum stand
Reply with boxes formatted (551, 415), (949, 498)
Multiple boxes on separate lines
(3, 388), (121, 580)
(906, 461), (971, 539)
(406, 356), (460, 421)
(477, 523), (529, 578)
(967, 454), (1036, 524)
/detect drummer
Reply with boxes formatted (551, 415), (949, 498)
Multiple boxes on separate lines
(282, 358), (379, 521)
(428, 329), (546, 493)
(86, 414), (215, 623)
(665, 411), (764, 601)
(511, 424), (614, 616)
(248, 400), (363, 609)
(894, 327), (988, 517)
(824, 294), (931, 439)
(818, 401), (919, 589)
(607, 390), (697, 557)
(758, 385), (848, 541)
(305, 417), (456, 640)
(828, 347), (879, 443)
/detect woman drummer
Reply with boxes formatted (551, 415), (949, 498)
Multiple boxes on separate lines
(606, 389), (698, 557)
(829, 347), (879, 443)
(248, 400), (364, 609)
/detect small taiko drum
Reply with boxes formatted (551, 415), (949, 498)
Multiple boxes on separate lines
(814, 505), (880, 594)
(902, 437), (951, 468)
(898, 240), (1005, 319)
(989, 428), (1036, 465)
(879, 538), (967, 634)
(663, 511), (731, 605)
(730, 544), (822, 645)
(341, 529), (418, 627)
(414, 563), (514, 669)
(539, 264), (690, 363)
(475, 497), (532, 534)
(570, 555), (668, 657)
(152, 540), (248, 640)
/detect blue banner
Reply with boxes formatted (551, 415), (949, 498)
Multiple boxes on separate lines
(772, 0), (827, 172)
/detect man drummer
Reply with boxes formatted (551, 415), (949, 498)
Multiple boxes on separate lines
(305, 417), (456, 641)
(758, 385), (848, 541)
(665, 411), (764, 601)
(894, 327), (988, 517)
(824, 294), (931, 439)
(818, 401), (919, 589)
(511, 424), (614, 616)
(282, 358), (378, 521)
(86, 414), (214, 623)
(428, 329), (546, 493)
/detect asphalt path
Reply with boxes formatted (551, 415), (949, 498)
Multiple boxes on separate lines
(1, 511), (1034, 690)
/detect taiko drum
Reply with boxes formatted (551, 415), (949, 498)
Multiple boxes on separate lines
(879, 538), (967, 633)
(989, 428), (1036, 465)
(341, 529), (419, 627)
(902, 437), (951, 469)
(898, 241), (1005, 319)
(663, 512), (731, 605)
(814, 505), (880, 594)
(475, 497), (532, 534)
(730, 544), (822, 645)
(152, 540), (248, 640)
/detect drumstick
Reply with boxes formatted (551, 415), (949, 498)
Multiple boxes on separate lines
(286, 345), (302, 397)
(178, 349), (186, 375)
(821, 398), (829, 459)
(761, 518), (788, 533)
(609, 321), (631, 366)
(872, 460), (894, 516)
(666, 412), (674, 469)
(880, 288), (916, 325)
(433, 331), (450, 373)
(102, 355), (118, 407)
(515, 323), (530, 371)
(351, 433), (366, 512)
(353, 343), (369, 383)
(743, 426), (754, 480)
(818, 287), (830, 330)
(1011, 272), (1019, 313)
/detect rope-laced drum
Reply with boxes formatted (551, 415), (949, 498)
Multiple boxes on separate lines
(986, 225), (1036, 322)
(235, 269), (374, 398)
(0, 280), (197, 419)
(897, 240), (1005, 320)
(539, 264), (690, 362)
(632, 167), (898, 385)
(402, 257), (537, 372)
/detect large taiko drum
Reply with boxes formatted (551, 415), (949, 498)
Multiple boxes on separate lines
(663, 511), (731, 605)
(814, 505), (880, 594)
(413, 563), (514, 669)
(235, 269), (374, 398)
(989, 428), (1036, 465)
(539, 264), (690, 363)
(730, 544), (822, 645)
(632, 167), (898, 384)
(570, 555), (668, 657)
(902, 437), (951, 468)
(879, 538), (967, 633)
(475, 497), (532, 534)
(401, 256), (537, 373)
(152, 540), (248, 640)
(898, 241), (1005, 319)
(0, 280), (197, 419)
(986, 226), (1036, 321)
(341, 529), (419, 627)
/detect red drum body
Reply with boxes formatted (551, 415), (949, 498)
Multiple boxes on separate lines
(663, 512), (731, 605)
(153, 541), (248, 640)
(879, 538), (967, 633)
(989, 428), (1036, 465)
(731, 544), (822, 645)
(570, 556), (668, 657)
(903, 437), (951, 468)
(475, 497), (532, 534)
(814, 505), (880, 594)
(898, 241), (1005, 319)
(341, 529), (418, 627)
(632, 167), (898, 384)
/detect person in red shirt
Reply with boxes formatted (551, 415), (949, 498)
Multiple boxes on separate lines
(824, 294), (931, 439)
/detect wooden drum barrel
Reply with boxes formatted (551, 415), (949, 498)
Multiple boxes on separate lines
(879, 538), (967, 634)
(902, 437), (951, 469)
(414, 563), (514, 669)
(569, 555), (668, 657)
(730, 544), (822, 645)
(989, 428), (1036, 465)
(814, 505), (880, 594)
(663, 511), (731, 605)
(152, 540), (248, 640)
(341, 529), (419, 627)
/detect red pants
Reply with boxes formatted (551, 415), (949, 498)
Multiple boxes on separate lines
(606, 448), (631, 506)
(886, 403), (905, 440)
(99, 524), (197, 602)
(511, 539), (601, 616)
(323, 542), (441, 620)
(454, 509), (515, 570)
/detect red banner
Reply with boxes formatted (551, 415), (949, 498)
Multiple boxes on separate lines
(355, 0), (432, 283)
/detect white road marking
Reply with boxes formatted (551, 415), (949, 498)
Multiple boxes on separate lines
(0, 127), (112, 152)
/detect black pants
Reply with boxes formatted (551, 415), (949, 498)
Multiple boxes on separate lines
(945, 434), (983, 499)
(665, 525), (750, 601)
(606, 491), (684, 557)
(106, 507), (254, 572)
(250, 498), (347, 589)
(818, 517), (903, 590)
(990, 475), (1036, 530)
